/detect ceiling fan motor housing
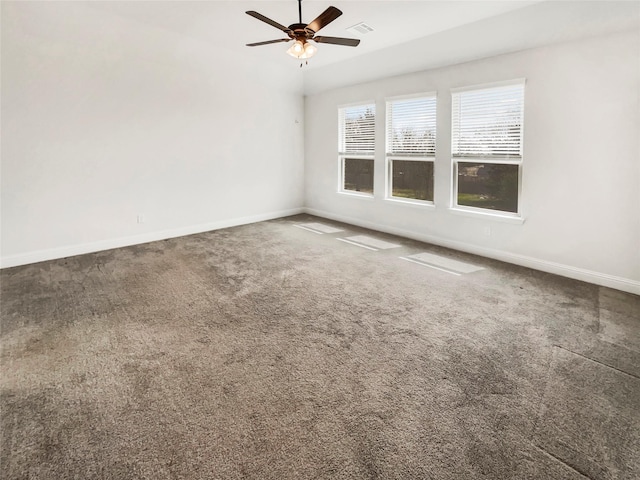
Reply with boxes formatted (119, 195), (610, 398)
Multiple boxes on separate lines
(288, 23), (316, 41)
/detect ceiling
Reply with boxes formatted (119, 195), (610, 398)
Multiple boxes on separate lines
(90, 1), (543, 68)
(236, 0), (543, 67)
(89, 1), (639, 89)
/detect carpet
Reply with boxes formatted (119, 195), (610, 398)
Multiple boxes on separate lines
(1, 214), (639, 479)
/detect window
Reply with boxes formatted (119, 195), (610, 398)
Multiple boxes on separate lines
(339, 103), (376, 194)
(452, 81), (524, 215)
(386, 95), (436, 202)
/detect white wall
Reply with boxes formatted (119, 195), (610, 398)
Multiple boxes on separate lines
(1, 1), (305, 267)
(304, 30), (640, 294)
(302, 1), (640, 96)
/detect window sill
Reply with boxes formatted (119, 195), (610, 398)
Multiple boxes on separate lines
(385, 197), (435, 209)
(448, 207), (524, 224)
(338, 191), (375, 200)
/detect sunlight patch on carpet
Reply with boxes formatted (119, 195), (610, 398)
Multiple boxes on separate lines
(336, 238), (378, 251)
(402, 252), (484, 274)
(293, 222), (344, 234)
(341, 235), (401, 250)
(400, 257), (461, 275)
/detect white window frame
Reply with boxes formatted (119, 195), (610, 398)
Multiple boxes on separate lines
(385, 93), (437, 205)
(338, 102), (376, 197)
(451, 79), (525, 220)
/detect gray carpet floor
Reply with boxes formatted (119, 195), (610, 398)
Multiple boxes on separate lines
(1, 214), (639, 479)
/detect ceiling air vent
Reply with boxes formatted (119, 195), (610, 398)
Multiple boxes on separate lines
(346, 22), (374, 35)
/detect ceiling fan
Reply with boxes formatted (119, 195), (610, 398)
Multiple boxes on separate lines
(246, 0), (360, 62)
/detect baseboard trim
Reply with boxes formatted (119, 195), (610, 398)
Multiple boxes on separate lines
(1, 207), (304, 269)
(304, 207), (640, 296)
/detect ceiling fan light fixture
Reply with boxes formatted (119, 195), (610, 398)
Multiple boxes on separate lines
(287, 39), (305, 57)
(286, 39), (317, 59)
(303, 42), (317, 57)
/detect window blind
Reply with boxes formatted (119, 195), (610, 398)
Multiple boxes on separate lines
(452, 83), (524, 159)
(339, 104), (376, 155)
(386, 96), (436, 156)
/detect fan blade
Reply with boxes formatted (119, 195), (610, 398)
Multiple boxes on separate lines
(246, 39), (291, 47)
(307, 6), (342, 33)
(246, 11), (291, 33)
(313, 36), (360, 47)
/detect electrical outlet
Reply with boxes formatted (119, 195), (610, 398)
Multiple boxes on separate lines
(137, 214), (145, 224)
(484, 226), (491, 236)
